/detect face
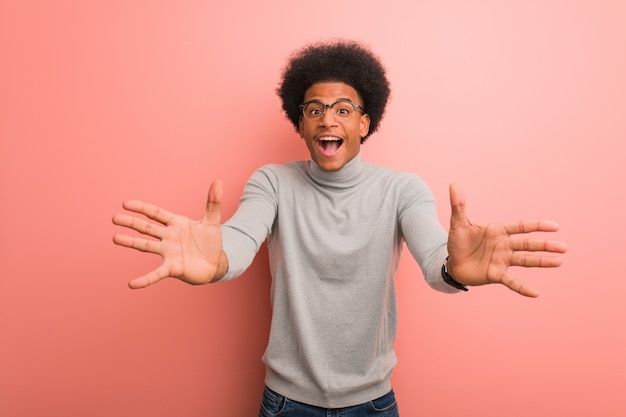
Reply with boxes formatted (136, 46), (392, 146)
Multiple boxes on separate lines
(298, 82), (370, 172)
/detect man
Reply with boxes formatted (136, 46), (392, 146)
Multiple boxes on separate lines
(112, 40), (567, 416)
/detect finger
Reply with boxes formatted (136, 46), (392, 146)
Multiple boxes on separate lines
(203, 180), (223, 226)
(112, 214), (164, 239)
(510, 238), (568, 253)
(449, 183), (468, 226)
(504, 220), (560, 235)
(121, 200), (175, 225)
(510, 252), (563, 268)
(499, 272), (540, 298)
(112, 233), (161, 254)
(128, 264), (169, 289)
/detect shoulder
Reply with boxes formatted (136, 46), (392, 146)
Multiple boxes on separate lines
(256, 160), (307, 173)
(363, 162), (436, 209)
(364, 161), (429, 190)
(251, 161), (307, 180)
(245, 161), (309, 189)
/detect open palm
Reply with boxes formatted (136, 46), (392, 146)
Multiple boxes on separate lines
(112, 180), (228, 289)
(446, 183), (567, 297)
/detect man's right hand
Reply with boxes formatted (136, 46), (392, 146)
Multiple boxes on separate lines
(112, 180), (228, 289)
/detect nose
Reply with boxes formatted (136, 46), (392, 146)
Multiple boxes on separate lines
(319, 105), (339, 127)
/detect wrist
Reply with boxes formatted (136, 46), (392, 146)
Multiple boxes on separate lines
(210, 251), (230, 283)
(441, 256), (468, 292)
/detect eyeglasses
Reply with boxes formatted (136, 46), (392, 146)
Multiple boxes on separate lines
(299, 99), (365, 122)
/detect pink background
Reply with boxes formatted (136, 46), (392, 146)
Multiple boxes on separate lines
(1, 0), (625, 415)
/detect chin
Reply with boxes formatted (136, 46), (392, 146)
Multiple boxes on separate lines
(319, 165), (342, 172)
(314, 158), (343, 171)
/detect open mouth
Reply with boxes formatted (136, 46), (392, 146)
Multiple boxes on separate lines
(317, 136), (344, 156)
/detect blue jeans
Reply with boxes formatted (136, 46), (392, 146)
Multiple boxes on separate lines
(258, 386), (400, 417)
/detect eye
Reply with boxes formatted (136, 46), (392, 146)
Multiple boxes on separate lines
(304, 103), (324, 117)
(335, 105), (353, 117)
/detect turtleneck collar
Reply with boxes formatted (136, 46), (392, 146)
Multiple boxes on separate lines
(307, 150), (366, 189)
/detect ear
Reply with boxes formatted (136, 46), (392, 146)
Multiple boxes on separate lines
(359, 113), (371, 138)
(298, 115), (305, 138)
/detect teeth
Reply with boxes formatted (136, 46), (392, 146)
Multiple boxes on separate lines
(319, 136), (341, 141)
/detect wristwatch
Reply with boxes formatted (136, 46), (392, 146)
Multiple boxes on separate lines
(441, 257), (468, 292)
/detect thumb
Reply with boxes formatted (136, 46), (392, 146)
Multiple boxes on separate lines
(449, 183), (468, 228)
(204, 180), (223, 225)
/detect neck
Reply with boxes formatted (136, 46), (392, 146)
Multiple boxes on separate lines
(308, 151), (364, 188)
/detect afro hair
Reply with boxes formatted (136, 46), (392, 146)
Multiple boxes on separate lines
(277, 40), (391, 143)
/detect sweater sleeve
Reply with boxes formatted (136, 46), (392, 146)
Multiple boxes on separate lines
(398, 175), (461, 294)
(218, 166), (278, 282)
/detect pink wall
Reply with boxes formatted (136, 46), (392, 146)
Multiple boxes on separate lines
(1, 0), (625, 415)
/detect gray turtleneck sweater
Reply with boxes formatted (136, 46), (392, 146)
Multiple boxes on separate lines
(220, 153), (459, 408)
